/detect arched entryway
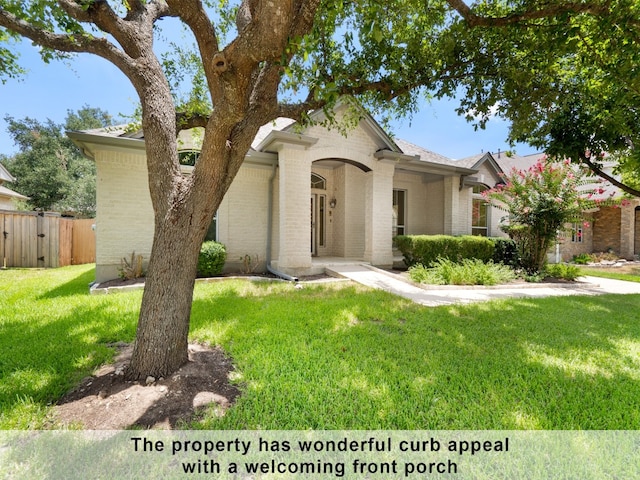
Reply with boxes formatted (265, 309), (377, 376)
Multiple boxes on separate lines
(311, 158), (372, 259)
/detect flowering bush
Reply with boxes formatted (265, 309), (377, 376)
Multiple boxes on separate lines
(484, 158), (597, 274)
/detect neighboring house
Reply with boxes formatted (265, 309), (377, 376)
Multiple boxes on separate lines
(460, 150), (640, 262)
(68, 103), (639, 283)
(0, 163), (28, 210)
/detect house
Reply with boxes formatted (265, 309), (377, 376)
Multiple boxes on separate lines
(460, 150), (640, 263)
(0, 163), (28, 210)
(68, 103), (639, 284)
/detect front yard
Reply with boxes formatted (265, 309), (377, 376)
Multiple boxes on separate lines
(1, 265), (639, 430)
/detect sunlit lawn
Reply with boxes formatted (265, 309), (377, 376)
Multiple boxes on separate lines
(1, 265), (639, 430)
(578, 266), (640, 283)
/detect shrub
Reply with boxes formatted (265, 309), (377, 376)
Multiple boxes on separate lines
(197, 241), (227, 277)
(119, 251), (144, 280)
(394, 235), (495, 267)
(572, 253), (594, 265)
(409, 258), (516, 286)
(545, 263), (581, 281)
(484, 158), (597, 274)
(491, 237), (520, 267)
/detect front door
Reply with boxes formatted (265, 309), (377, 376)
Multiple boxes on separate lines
(311, 193), (326, 256)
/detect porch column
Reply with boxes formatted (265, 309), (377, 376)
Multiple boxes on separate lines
(443, 175), (471, 235)
(364, 160), (395, 266)
(276, 149), (313, 274)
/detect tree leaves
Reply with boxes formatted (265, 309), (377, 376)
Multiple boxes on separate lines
(0, 106), (113, 216)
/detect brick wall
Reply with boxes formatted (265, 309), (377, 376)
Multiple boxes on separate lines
(593, 206), (621, 254)
(95, 150), (154, 282)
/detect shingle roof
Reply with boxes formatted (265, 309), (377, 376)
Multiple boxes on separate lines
(394, 138), (460, 167)
(251, 118), (297, 149)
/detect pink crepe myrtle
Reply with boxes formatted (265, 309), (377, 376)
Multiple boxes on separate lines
(484, 158), (600, 273)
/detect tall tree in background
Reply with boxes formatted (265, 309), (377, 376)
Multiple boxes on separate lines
(0, 106), (112, 216)
(0, 1), (623, 379)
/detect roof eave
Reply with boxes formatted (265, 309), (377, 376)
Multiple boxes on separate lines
(376, 150), (478, 175)
(256, 130), (318, 153)
(67, 130), (146, 160)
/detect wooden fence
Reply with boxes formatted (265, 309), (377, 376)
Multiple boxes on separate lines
(0, 210), (95, 268)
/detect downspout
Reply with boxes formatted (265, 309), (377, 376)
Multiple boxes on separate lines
(266, 160), (298, 282)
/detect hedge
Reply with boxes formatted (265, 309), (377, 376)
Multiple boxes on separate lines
(394, 235), (496, 267)
(197, 241), (227, 277)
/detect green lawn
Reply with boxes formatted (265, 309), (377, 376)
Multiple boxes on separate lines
(1, 265), (639, 430)
(578, 266), (640, 283)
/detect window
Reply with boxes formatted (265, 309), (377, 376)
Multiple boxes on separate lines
(204, 212), (218, 242)
(571, 223), (583, 243)
(311, 173), (326, 190)
(472, 185), (489, 236)
(178, 150), (200, 166)
(393, 189), (406, 236)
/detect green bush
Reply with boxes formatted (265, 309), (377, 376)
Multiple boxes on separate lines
(545, 263), (581, 281)
(572, 253), (594, 265)
(409, 258), (516, 286)
(491, 237), (520, 267)
(197, 241), (227, 277)
(394, 235), (495, 267)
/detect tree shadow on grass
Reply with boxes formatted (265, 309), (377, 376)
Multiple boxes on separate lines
(37, 267), (97, 299)
(188, 284), (640, 430)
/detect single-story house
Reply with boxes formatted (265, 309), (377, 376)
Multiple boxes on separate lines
(0, 163), (29, 210)
(68, 104), (640, 283)
(461, 150), (640, 263)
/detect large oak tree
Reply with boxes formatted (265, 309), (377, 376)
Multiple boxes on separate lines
(0, 1), (619, 379)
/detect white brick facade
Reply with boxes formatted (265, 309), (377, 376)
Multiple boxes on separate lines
(72, 104), (495, 282)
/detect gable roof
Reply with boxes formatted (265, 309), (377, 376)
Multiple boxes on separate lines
(0, 163), (16, 183)
(0, 185), (28, 201)
(395, 139), (461, 167)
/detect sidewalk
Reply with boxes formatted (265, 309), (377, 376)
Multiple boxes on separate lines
(325, 264), (640, 307)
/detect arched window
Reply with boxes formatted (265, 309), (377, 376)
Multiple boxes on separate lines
(311, 173), (326, 190)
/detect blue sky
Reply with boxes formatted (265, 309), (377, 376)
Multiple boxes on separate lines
(0, 38), (537, 160)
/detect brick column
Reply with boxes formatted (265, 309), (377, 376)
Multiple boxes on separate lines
(364, 160), (395, 266)
(442, 175), (459, 235)
(443, 175), (472, 235)
(275, 149), (313, 275)
(620, 203), (635, 259)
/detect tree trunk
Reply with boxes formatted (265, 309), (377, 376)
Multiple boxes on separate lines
(126, 212), (204, 380)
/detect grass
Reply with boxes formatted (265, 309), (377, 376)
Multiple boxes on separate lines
(2, 265), (640, 430)
(578, 266), (640, 283)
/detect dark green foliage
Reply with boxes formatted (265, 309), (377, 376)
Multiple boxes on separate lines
(197, 241), (226, 277)
(394, 234), (495, 267)
(0, 106), (113, 217)
(491, 237), (520, 267)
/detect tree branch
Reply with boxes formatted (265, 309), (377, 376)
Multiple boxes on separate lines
(56, 1), (143, 60)
(0, 6), (134, 74)
(581, 155), (640, 198)
(176, 111), (210, 131)
(165, 0), (220, 94)
(446, 0), (610, 27)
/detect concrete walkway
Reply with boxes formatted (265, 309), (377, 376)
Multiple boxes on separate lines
(325, 264), (640, 307)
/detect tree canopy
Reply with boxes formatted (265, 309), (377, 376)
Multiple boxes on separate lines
(440, 0), (640, 195)
(0, 106), (113, 216)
